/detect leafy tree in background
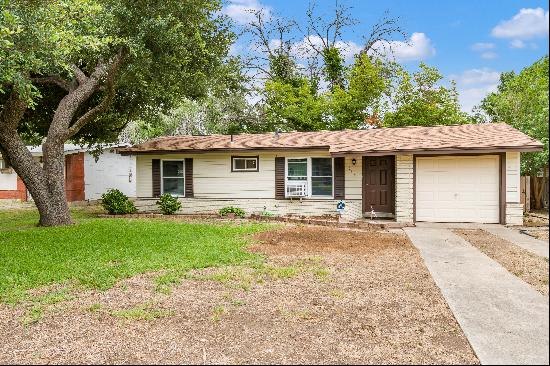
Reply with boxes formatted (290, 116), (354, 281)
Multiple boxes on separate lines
(0, 0), (235, 226)
(327, 54), (388, 129)
(480, 55), (549, 208)
(244, 2), (405, 132)
(382, 63), (469, 127)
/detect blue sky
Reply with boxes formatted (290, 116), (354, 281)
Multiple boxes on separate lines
(222, 0), (549, 112)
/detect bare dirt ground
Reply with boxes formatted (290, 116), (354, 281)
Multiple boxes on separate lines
(0, 226), (478, 365)
(521, 210), (549, 241)
(454, 229), (549, 296)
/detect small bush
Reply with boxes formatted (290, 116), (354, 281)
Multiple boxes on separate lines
(156, 194), (182, 215)
(219, 206), (246, 218)
(100, 189), (137, 215)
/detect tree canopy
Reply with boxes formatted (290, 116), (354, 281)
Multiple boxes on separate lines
(1, 0), (237, 145)
(0, 0), (238, 225)
(480, 55), (549, 177)
(382, 63), (469, 127)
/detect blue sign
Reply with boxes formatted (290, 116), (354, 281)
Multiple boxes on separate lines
(336, 200), (345, 214)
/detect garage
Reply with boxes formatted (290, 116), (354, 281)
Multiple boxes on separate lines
(415, 155), (500, 223)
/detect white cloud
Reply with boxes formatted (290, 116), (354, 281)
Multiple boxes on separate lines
(491, 7), (549, 40)
(480, 51), (498, 60)
(509, 39), (526, 48)
(450, 68), (501, 112)
(223, 0), (272, 25)
(272, 35), (363, 62)
(452, 68), (500, 87)
(471, 42), (495, 51)
(334, 41), (363, 61)
(370, 32), (436, 62)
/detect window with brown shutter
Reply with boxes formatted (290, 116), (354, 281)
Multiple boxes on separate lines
(152, 159), (161, 197)
(333, 157), (345, 199)
(275, 157), (285, 199)
(185, 158), (193, 197)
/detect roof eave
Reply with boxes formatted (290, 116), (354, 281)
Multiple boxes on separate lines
(329, 145), (544, 156)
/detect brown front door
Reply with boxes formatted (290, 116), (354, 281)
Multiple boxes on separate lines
(363, 156), (395, 216)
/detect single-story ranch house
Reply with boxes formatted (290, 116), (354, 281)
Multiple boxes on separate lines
(120, 123), (542, 225)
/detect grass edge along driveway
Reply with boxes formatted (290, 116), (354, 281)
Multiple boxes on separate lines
(0, 209), (272, 304)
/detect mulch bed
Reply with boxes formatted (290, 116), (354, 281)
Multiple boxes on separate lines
(97, 213), (411, 229)
(454, 229), (549, 296)
(0, 226), (478, 364)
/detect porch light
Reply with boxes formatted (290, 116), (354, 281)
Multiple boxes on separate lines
(352, 158), (357, 165)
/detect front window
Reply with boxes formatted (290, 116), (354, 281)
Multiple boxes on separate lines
(286, 157), (333, 198)
(162, 160), (185, 196)
(311, 158), (333, 196)
(232, 156), (259, 172)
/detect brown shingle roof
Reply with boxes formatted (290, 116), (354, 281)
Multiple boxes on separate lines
(120, 123), (543, 155)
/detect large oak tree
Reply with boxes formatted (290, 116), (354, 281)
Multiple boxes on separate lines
(0, 0), (235, 226)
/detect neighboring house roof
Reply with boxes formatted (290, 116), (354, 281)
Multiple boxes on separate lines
(24, 143), (130, 156)
(119, 123), (543, 156)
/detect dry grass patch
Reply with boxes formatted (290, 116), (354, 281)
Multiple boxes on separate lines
(0, 226), (478, 364)
(454, 229), (549, 295)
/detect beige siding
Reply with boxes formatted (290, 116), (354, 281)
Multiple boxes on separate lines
(505, 152), (523, 225)
(505, 152), (521, 203)
(344, 156), (362, 200)
(395, 154), (414, 223)
(136, 151), (332, 199)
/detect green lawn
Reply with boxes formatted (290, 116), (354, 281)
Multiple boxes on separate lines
(0, 208), (270, 303)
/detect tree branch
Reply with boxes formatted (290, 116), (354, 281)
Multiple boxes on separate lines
(71, 65), (88, 85)
(0, 89), (27, 131)
(31, 76), (72, 91)
(66, 49), (126, 138)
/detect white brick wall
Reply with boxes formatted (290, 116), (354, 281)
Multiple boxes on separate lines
(134, 198), (364, 221)
(506, 203), (524, 226)
(395, 155), (414, 223)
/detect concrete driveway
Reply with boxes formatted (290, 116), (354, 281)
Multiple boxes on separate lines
(405, 225), (549, 365)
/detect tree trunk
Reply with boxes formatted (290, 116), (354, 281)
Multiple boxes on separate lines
(0, 130), (73, 226)
(0, 53), (125, 226)
(0, 92), (74, 226)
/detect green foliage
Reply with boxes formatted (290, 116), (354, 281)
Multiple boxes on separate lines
(156, 194), (182, 215)
(264, 78), (326, 131)
(1, 0), (237, 144)
(327, 54), (388, 129)
(0, 208), (271, 303)
(262, 53), (389, 131)
(219, 206), (246, 218)
(480, 56), (549, 176)
(383, 63), (470, 127)
(322, 46), (345, 90)
(100, 189), (137, 215)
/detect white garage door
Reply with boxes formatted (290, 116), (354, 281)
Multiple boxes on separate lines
(416, 155), (500, 223)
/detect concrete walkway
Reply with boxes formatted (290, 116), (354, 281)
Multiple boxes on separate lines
(483, 224), (549, 259)
(405, 227), (549, 365)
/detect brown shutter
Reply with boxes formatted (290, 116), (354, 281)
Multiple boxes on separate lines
(152, 159), (161, 197)
(334, 157), (345, 199)
(185, 158), (193, 197)
(275, 157), (285, 199)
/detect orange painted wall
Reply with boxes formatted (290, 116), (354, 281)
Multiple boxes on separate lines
(65, 152), (85, 202)
(1, 153), (86, 202)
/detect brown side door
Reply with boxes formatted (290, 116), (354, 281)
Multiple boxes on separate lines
(363, 156), (395, 215)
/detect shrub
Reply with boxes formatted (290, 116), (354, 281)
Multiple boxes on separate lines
(100, 189), (137, 215)
(219, 206), (246, 218)
(156, 194), (182, 215)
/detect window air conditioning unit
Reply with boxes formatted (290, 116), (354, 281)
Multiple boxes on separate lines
(286, 181), (308, 197)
